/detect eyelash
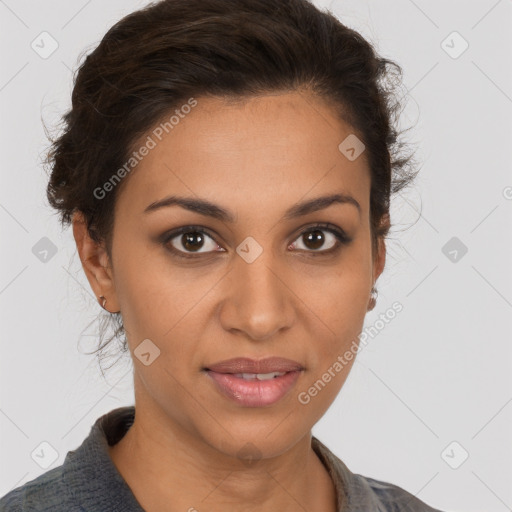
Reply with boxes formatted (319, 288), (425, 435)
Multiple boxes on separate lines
(161, 223), (352, 260)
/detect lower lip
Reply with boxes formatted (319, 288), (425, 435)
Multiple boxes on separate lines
(205, 370), (302, 407)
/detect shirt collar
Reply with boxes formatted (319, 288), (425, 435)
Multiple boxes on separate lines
(62, 406), (367, 511)
(62, 406), (145, 511)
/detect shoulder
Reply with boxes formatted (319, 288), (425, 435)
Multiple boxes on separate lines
(0, 406), (137, 512)
(351, 473), (445, 512)
(0, 465), (74, 512)
(311, 436), (445, 512)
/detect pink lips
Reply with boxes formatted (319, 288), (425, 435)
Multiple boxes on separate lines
(204, 357), (304, 407)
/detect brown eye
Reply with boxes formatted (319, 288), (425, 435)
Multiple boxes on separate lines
(301, 229), (327, 250)
(288, 223), (351, 255)
(164, 227), (223, 258)
(161, 223), (351, 260)
(180, 232), (206, 252)
(293, 229), (335, 251)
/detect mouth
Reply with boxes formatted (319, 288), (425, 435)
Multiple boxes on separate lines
(203, 356), (304, 374)
(203, 357), (304, 407)
(226, 371), (289, 380)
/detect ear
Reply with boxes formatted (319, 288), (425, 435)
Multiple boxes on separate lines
(372, 213), (389, 284)
(72, 211), (120, 312)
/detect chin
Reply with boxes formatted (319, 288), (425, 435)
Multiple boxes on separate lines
(195, 413), (310, 463)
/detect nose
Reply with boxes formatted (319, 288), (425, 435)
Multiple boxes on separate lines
(218, 250), (296, 341)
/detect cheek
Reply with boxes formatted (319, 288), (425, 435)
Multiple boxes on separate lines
(296, 286), (365, 415)
(293, 275), (370, 401)
(111, 236), (201, 337)
(114, 262), (213, 385)
(300, 262), (371, 341)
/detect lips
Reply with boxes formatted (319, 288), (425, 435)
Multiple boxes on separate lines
(203, 357), (304, 407)
(204, 356), (304, 374)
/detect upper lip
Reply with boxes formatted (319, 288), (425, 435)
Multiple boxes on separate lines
(204, 357), (304, 374)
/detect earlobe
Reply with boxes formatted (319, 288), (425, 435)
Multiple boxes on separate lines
(367, 286), (378, 311)
(72, 211), (120, 313)
(366, 238), (385, 312)
(367, 215), (389, 311)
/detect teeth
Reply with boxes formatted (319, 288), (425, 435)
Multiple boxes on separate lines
(234, 372), (287, 380)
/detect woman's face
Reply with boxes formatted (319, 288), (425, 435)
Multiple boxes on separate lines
(79, 91), (385, 460)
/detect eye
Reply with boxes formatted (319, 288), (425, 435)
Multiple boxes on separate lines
(163, 226), (224, 259)
(288, 223), (351, 255)
(161, 223), (351, 260)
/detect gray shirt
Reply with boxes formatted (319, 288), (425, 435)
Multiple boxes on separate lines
(0, 406), (445, 511)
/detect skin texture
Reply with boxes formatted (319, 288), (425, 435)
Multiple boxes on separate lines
(72, 91), (387, 512)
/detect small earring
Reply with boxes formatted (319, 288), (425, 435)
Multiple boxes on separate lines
(99, 295), (108, 310)
(98, 295), (121, 314)
(367, 286), (378, 311)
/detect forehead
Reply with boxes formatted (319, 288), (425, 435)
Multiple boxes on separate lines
(114, 91), (371, 222)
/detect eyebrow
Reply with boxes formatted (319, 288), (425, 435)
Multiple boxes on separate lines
(143, 193), (361, 222)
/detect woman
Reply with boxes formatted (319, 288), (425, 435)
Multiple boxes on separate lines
(0, 0), (445, 510)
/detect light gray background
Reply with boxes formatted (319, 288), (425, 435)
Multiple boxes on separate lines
(1, 1), (511, 510)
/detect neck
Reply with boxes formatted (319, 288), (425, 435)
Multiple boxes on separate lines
(107, 400), (338, 511)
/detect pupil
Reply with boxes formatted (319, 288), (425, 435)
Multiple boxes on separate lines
(305, 230), (324, 250)
(183, 232), (204, 252)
